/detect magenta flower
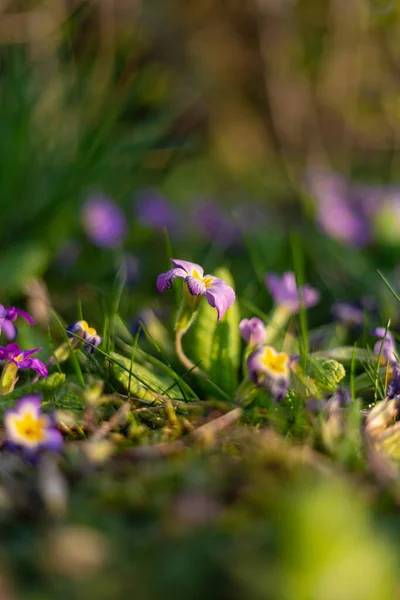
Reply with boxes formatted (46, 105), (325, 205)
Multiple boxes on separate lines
(4, 395), (62, 455)
(372, 328), (397, 364)
(0, 305), (34, 341)
(82, 194), (127, 248)
(265, 272), (320, 314)
(157, 259), (235, 321)
(239, 317), (266, 346)
(0, 344), (48, 377)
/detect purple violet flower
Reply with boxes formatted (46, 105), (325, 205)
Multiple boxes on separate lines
(306, 387), (351, 414)
(4, 395), (62, 454)
(82, 194), (127, 248)
(265, 272), (320, 314)
(372, 328), (397, 364)
(307, 169), (371, 248)
(0, 344), (47, 377)
(191, 201), (240, 246)
(239, 317), (266, 346)
(157, 259), (235, 321)
(386, 363), (400, 401)
(0, 306), (35, 341)
(66, 320), (102, 353)
(247, 345), (294, 401)
(331, 302), (365, 327)
(135, 189), (179, 231)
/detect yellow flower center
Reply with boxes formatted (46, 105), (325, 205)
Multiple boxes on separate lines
(78, 320), (97, 336)
(13, 413), (47, 443)
(15, 354), (24, 363)
(261, 346), (289, 377)
(192, 269), (214, 289)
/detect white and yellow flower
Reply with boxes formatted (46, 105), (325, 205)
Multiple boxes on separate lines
(4, 395), (62, 453)
(247, 345), (293, 401)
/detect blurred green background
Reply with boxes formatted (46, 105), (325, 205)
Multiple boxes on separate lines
(2, 0), (400, 340)
(2, 0), (400, 322)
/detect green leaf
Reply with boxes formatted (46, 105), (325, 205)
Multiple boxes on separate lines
(185, 267), (240, 397)
(110, 352), (185, 401)
(312, 347), (375, 363)
(209, 268), (240, 397)
(0, 372), (67, 415)
(188, 295), (218, 374)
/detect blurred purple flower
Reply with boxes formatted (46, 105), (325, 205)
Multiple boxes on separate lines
(239, 317), (266, 346)
(157, 259), (235, 321)
(0, 305), (34, 341)
(4, 395), (62, 455)
(265, 272), (320, 314)
(307, 169), (371, 247)
(372, 327), (397, 363)
(232, 203), (269, 234)
(331, 302), (365, 327)
(82, 194), (127, 248)
(0, 344), (48, 377)
(191, 201), (240, 246)
(352, 182), (384, 216)
(307, 387), (351, 414)
(135, 189), (179, 231)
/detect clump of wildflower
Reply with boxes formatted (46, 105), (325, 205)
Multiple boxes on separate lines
(4, 395), (62, 455)
(239, 317), (266, 346)
(67, 321), (102, 353)
(372, 327), (397, 364)
(265, 272), (320, 314)
(247, 344), (294, 401)
(0, 305), (34, 341)
(157, 259), (235, 323)
(82, 194), (127, 248)
(0, 344), (47, 377)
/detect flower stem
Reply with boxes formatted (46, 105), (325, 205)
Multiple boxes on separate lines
(234, 378), (258, 406)
(175, 330), (233, 401)
(175, 330), (203, 376)
(174, 285), (201, 335)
